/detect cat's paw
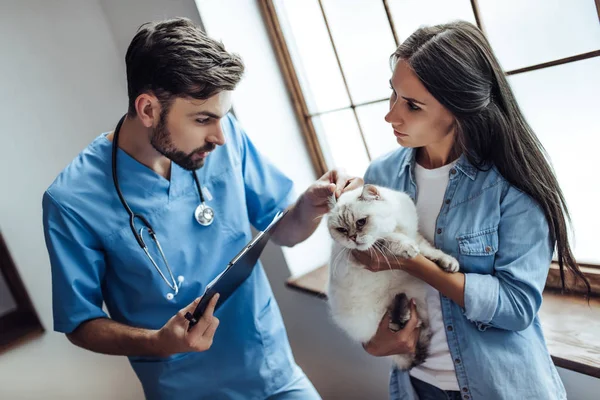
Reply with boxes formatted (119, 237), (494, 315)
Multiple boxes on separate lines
(436, 254), (460, 273)
(396, 242), (420, 259)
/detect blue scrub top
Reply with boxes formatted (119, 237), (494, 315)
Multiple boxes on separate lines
(42, 114), (300, 399)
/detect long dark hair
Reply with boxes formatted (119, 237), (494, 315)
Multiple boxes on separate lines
(392, 20), (590, 296)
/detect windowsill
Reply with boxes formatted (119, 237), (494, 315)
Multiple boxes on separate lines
(286, 265), (600, 379)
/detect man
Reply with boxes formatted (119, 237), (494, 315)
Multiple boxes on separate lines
(42, 17), (361, 399)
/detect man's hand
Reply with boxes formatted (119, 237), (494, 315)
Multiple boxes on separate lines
(271, 169), (363, 247)
(302, 169), (364, 216)
(154, 293), (221, 357)
(363, 299), (420, 357)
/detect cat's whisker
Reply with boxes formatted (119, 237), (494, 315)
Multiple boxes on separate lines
(378, 242), (403, 269)
(368, 246), (384, 271)
(331, 247), (349, 278)
(373, 242), (393, 271)
(382, 242), (398, 267)
(342, 249), (352, 276)
(330, 248), (343, 277)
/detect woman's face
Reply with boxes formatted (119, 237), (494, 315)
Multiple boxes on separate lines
(385, 59), (456, 150)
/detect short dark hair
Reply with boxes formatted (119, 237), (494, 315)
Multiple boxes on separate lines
(125, 17), (244, 116)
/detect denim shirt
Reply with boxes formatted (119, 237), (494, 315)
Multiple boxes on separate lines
(364, 147), (566, 400)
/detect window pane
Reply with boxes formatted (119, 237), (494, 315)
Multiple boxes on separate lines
(312, 109), (370, 177)
(320, 0), (397, 104)
(508, 57), (600, 264)
(274, 0), (350, 113)
(356, 100), (400, 160)
(478, 0), (600, 71)
(387, 0), (477, 42)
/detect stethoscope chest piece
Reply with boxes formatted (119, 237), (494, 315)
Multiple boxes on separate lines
(195, 203), (215, 226)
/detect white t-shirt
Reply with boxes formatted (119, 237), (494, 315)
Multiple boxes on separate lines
(409, 161), (460, 391)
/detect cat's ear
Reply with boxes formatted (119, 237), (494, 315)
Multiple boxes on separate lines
(359, 184), (381, 201)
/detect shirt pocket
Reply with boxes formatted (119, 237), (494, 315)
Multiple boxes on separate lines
(457, 226), (498, 274)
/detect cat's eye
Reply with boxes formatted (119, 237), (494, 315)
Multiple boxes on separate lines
(336, 227), (348, 234)
(356, 218), (367, 228)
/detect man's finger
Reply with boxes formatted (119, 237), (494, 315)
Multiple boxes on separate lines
(192, 293), (220, 332)
(311, 182), (336, 199)
(203, 293), (220, 320)
(181, 296), (202, 315)
(334, 174), (350, 198)
(326, 169), (339, 184)
(344, 177), (364, 191)
(203, 317), (220, 338)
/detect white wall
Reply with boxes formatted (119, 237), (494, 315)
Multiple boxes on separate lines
(98, 0), (206, 71)
(0, 1), (143, 399)
(0, 0), (598, 399)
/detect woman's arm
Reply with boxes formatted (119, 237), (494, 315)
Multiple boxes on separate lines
(354, 187), (553, 332)
(352, 251), (465, 307)
(403, 255), (465, 307)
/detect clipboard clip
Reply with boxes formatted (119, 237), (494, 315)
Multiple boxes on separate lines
(184, 312), (197, 325)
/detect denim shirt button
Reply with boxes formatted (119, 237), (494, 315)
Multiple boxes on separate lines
(445, 199), (451, 205)
(450, 168), (457, 175)
(447, 325), (453, 331)
(462, 387), (468, 392)
(437, 228), (443, 234)
(454, 358), (461, 364)
(463, 396), (470, 400)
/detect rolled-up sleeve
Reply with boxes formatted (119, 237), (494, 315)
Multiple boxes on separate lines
(463, 187), (552, 331)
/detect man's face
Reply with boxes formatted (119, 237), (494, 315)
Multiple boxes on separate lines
(150, 91), (233, 170)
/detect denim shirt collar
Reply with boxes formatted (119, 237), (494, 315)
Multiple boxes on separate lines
(399, 147), (478, 181)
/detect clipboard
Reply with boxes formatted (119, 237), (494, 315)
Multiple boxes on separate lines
(185, 208), (289, 330)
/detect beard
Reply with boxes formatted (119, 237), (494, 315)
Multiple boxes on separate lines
(150, 110), (215, 171)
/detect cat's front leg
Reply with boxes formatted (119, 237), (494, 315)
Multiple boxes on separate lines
(380, 232), (420, 259)
(416, 234), (460, 273)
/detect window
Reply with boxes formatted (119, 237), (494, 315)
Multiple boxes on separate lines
(261, 0), (600, 267)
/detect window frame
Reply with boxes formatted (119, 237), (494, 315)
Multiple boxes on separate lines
(259, 0), (600, 280)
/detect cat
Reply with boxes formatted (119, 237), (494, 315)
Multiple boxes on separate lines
(326, 183), (459, 370)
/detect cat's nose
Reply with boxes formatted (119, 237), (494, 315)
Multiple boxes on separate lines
(349, 234), (357, 241)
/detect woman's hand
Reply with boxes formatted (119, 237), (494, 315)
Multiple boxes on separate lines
(363, 299), (420, 357)
(352, 247), (404, 272)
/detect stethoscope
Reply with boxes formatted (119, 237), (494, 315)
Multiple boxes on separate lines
(111, 114), (215, 300)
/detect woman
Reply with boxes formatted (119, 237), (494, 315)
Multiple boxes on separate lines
(353, 21), (590, 400)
